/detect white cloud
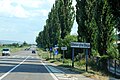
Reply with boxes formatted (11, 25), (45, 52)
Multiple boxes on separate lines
(0, 0), (30, 18)
(15, 0), (44, 8)
(0, 0), (54, 18)
(41, 9), (49, 16)
(46, 0), (55, 6)
(33, 9), (49, 17)
(11, 4), (30, 18)
(0, 27), (17, 32)
(0, 0), (76, 19)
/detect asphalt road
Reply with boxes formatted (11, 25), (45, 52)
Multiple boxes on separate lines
(0, 50), (56, 80)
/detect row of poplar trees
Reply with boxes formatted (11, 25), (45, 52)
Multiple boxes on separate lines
(36, 0), (120, 71)
(36, 0), (75, 48)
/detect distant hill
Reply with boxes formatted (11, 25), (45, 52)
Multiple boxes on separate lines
(0, 40), (22, 44)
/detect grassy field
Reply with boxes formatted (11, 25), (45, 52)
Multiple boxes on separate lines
(37, 48), (117, 80)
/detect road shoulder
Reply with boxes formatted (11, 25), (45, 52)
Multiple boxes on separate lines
(42, 60), (94, 80)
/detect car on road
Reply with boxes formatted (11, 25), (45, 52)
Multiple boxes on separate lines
(32, 50), (36, 54)
(2, 48), (10, 56)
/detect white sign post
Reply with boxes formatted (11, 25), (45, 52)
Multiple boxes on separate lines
(61, 47), (67, 63)
(71, 42), (90, 72)
(71, 42), (90, 48)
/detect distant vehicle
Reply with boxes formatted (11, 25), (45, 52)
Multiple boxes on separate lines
(32, 50), (36, 54)
(2, 48), (10, 56)
(24, 48), (27, 50)
(24, 48), (30, 51)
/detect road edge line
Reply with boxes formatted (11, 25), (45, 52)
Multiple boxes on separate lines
(41, 61), (59, 80)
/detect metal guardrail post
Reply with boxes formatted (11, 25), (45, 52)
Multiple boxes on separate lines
(115, 59), (116, 76)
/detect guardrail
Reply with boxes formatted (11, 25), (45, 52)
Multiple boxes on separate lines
(107, 59), (120, 76)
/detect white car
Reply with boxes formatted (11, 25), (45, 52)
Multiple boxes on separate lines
(2, 48), (10, 56)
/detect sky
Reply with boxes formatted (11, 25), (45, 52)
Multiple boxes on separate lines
(0, 0), (77, 44)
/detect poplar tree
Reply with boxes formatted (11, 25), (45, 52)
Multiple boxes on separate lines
(94, 0), (115, 70)
(108, 0), (120, 55)
(57, 0), (75, 39)
(36, 31), (43, 47)
(94, 0), (115, 55)
(76, 0), (97, 54)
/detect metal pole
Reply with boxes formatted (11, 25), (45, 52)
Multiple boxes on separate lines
(86, 49), (88, 72)
(63, 50), (64, 63)
(115, 25), (117, 76)
(53, 50), (55, 59)
(72, 48), (74, 67)
(108, 59), (110, 71)
(50, 52), (51, 59)
(116, 28), (118, 47)
(115, 59), (116, 76)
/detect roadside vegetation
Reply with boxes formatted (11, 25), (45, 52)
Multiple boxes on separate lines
(36, 0), (120, 80)
(0, 41), (30, 56)
(38, 48), (110, 80)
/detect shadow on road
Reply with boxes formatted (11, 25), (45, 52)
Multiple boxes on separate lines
(0, 57), (79, 75)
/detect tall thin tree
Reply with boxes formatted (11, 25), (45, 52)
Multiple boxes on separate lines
(57, 0), (75, 39)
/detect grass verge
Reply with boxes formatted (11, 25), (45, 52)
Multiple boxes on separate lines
(37, 48), (117, 80)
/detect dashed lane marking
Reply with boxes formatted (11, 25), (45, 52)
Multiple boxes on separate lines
(0, 55), (30, 80)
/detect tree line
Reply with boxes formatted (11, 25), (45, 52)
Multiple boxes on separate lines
(36, 0), (120, 71)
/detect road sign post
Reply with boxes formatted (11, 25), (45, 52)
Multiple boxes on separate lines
(71, 42), (90, 71)
(86, 49), (88, 71)
(53, 46), (59, 59)
(72, 48), (74, 67)
(63, 50), (65, 63)
(50, 48), (52, 59)
(61, 47), (67, 63)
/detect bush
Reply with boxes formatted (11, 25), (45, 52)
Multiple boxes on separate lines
(75, 59), (86, 67)
(107, 44), (119, 59)
(75, 53), (84, 61)
(92, 49), (100, 57)
(58, 35), (77, 59)
(64, 59), (71, 63)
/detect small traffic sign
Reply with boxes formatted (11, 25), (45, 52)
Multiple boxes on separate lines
(54, 50), (58, 55)
(61, 47), (67, 50)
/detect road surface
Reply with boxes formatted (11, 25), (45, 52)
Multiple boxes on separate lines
(0, 50), (56, 80)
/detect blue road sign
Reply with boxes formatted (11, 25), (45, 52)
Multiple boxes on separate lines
(50, 48), (52, 51)
(54, 50), (58, 55)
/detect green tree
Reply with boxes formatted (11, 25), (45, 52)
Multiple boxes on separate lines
(58, 35), (77, 58)
(23, 41), (28, 46)
(76, 0), (87, 42)
(76, 0), (97, 55)
(108, 0), (120, 56)
(94, 0), (115, 70)
(12, 43), (19, 47)
(36, 3), (61, 48)
(50, 4), (60, 46)
(36, 31), (44, 47)
(36, 0), (75, 49)
(47, 12), (54, 47)
(42, 25), (50, 48)
(57, 0), (75, 39)
(94, 0), (115, 56)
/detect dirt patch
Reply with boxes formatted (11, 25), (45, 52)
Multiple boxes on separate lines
(83, 73), (109, 80)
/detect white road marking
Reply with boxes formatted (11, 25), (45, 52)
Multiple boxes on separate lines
(41, 61), (59, 80)
(0, 55), (30, 80)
